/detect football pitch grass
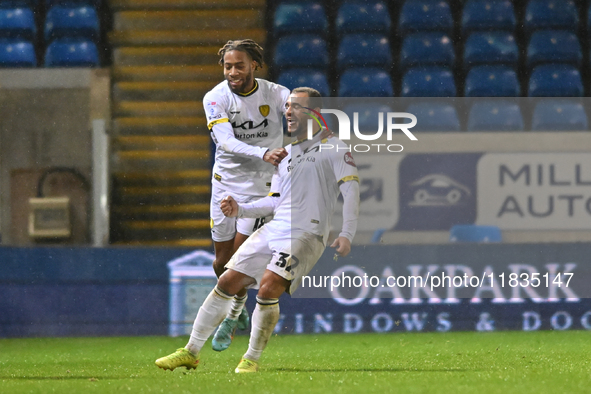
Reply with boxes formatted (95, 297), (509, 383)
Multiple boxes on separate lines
(1, 331), (589, 393)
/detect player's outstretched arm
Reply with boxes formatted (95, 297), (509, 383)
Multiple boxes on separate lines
(212, 122), (286, 166)
(220, 195), (279, 219)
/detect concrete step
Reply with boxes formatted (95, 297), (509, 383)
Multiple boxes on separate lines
(114, 169), (210, 181)
(116, 219), (211, 241)
(113, 184), (211, 205)
(109, 0), (265, 11)
(113, 101), (205, 117)
(113, 116), (207, 135)
(109, 28), (266, 47)
(112, 65), (221, 82)
(117, 150), (209, 161)
(114, 135), (210, 150)
(113, 46), (220, 66)
(113, 169), (211, 187)
(112, 203), (209, 220)
(113, 81), (213, 101)
(112, 238), (212, 248)
(114, 149), (210, 171)
(114, 9), (263, 31)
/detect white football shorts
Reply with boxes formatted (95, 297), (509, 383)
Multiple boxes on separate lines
(210, 183), (270, 242)
(225, 222), (326, 294)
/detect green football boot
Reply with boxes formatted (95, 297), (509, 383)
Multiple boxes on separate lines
(155, 348), (199, 371)
(235, 358), (259, 373)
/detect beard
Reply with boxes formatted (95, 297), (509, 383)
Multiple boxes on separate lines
(227, 72), (254, 94)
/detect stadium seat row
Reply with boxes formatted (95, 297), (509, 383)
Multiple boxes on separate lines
(272, 0), (591, 97)
(274, 30), (584, 73)
(273, 0), (589, 38)
(348, 100), (588, 132)
(0, 38), (99, 67)
(277, 61), (585, 98)
(0, 5), (100, 42)
(0, 1), (101, 67)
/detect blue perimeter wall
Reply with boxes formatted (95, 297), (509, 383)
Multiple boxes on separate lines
(0, 247), (189, 337)
(1, 245), (591, 337)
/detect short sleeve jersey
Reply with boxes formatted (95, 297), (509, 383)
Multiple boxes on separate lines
(204, 78), (290, 196)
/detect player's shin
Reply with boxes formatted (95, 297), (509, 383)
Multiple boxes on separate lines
(243, 297), (280, 362)
(185, 285), (233, 355)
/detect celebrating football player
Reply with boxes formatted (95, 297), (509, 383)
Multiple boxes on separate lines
(155, 87), (360, 373)
(203, 39), (290, 351)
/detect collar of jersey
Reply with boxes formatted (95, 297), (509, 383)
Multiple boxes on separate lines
(291, 128), (323, 146)
(236, 79), (259, 97)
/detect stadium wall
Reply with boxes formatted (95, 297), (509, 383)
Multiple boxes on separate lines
(0, 69), (110, 246)
(1, 246), (590, 338)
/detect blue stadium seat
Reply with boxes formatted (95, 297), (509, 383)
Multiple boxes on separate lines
(273, 34), (328, 70)
(461, 0), (516, 34)
(524, 0), (579, 34)
(336, 33), (391, 71)
(528, 64), (583, 97)
(401, 67), (456, 97)
(338, 67), (393, 97)
(0, 38), (34, 66)
(277, 69), (330, 97)
(44, 38), (99, 67)
(343, 102), (394, 133)
(335, 1), (390, 37)
(464, 66), (520, 97)
(467, 101), (524, 131)
(532, 100), (588, 131)
(398, 0), (453, 36)
(273, 2), (327, 37)
(526, 30), (582, 69)
(406, 102), (460, 131)
(0, 7), (35, 40)
(450, 225), (502, 243)
(463, 32), (518, 70)
(44, 6), (100, 42)
(399, 32), (455, 71)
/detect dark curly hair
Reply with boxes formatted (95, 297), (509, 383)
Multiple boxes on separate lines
(218, 39), (264, 70)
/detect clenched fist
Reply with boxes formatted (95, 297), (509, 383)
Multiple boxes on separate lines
(263, 147), (288, 166)
(220, 195), (239, 217)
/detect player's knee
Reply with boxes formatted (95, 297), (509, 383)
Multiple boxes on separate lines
(258, 277), (289, 299)
(218, 269), (255, 295)
(217, 272), (238, 295)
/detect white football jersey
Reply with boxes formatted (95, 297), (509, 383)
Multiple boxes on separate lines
(204, 78), (290, 196)
(269, 131), (359, 244)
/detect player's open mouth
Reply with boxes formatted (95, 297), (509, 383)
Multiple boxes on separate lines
(228, 79), (242, 87)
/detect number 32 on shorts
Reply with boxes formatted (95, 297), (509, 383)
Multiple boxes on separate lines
(275, 252), (300, 273)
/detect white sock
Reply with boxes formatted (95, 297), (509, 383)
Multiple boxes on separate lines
(185, 286), (233, 355)
(243, 297), (279, 362)
(227, 294), (247, 320)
